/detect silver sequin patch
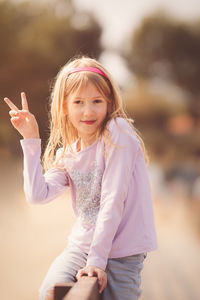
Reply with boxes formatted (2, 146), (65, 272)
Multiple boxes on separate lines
(70, 163), (103, 225)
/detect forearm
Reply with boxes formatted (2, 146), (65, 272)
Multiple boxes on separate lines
(21, 139), (68, 203)
(86, 197), (124, 270)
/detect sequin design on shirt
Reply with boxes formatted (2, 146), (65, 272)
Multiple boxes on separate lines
(70, 163), (103, 225)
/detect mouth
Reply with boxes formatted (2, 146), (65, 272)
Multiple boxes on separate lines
(81, 120), (96, 125)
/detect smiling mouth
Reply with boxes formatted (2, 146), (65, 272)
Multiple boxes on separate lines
(81, 120), (96, 125)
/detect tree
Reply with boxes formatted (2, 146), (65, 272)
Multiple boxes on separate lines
(0, 0), (103, 154)
(126, 11), (200, 119)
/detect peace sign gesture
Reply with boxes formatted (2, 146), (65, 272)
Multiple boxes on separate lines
(4, 92), (40, 139)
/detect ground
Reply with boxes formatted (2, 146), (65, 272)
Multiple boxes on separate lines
(1, 160), (200, 300)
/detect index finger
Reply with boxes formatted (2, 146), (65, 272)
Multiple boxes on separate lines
(21, 92), (29, 111)
(4, 97), (19, 111)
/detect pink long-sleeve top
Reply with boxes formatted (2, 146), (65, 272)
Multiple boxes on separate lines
(20, 117), (157, 270)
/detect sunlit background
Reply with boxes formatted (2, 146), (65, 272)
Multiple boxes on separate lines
(1, 0), (200, 299)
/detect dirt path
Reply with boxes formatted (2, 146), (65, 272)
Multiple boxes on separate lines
(1, 160), (200, 300)
(140, 200), (200, 300)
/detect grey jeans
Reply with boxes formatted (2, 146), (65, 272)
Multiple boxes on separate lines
(39, 243), (146, 300)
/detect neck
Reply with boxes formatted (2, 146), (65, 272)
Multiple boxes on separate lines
(77, 135), (97, 151)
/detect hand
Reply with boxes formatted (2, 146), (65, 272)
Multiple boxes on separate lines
(76, 265), (107, 294)
(4, 92), (40, 139)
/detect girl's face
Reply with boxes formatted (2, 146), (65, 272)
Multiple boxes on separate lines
(65, 82), (108, 145)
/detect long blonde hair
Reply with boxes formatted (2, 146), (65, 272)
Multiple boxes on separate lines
(43, 56), (149, 170)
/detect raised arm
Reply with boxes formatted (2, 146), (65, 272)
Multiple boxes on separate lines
(4, 92), (69, 204)
(4, 92), (40, 139)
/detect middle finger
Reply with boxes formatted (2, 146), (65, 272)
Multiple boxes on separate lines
(21, 92), (29, 111)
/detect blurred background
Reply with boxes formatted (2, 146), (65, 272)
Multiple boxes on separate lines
(1, 0), (200, 299)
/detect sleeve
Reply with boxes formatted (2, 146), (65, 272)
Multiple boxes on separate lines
(86, 118), (140, 270)
(20, 138), (69, 204)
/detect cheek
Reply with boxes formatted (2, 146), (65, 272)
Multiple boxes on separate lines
(69, 112), (79, 124)
(68, 105), (80, 118)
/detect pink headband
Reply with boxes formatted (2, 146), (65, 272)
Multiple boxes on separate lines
(68, 67), (109, 80)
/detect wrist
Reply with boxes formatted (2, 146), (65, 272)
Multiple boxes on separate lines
(23, 130), (40, 139)
(23, 134), (40, 139)
(23, 137), (40, 140)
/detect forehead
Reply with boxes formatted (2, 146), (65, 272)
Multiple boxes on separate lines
(68, 82), (104, 99)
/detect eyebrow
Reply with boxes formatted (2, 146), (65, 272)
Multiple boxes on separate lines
(73, 95), (104, 100)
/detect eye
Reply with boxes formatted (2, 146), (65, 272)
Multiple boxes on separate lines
(74, 100), (83, 104)
(94, 99), (103, 104)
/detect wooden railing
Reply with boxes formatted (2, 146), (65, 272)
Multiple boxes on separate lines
(54, 277), (101, 300)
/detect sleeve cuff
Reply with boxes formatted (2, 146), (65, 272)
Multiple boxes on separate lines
(20, 138), (41, 145)
(20, 138), (41, 156)
(86, 257), (107, 271)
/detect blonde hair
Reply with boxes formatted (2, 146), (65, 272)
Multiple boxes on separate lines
(43, 56), (149, 170)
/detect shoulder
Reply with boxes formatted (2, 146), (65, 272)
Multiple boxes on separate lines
(108, 117), (130, 130)
(108, 117), (135, 134)
(54, 147), (66, 168)
(55, 147), (64, 159)
(107, 117), (140, 146)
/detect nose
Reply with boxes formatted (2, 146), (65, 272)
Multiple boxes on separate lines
(83, 102), (94, 117)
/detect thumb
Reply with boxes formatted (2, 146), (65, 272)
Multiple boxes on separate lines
(76, 269), (84, 280)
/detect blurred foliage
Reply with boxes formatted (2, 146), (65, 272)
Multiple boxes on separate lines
(0, 0), (102, 155)
(125, 79), (186, 127)
(126, 11), (200, 120)
(124, 78), (200, 167)
(1, 2), (200, 168)
(123, 11), (200, 167)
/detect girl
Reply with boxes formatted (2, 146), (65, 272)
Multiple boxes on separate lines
(4, 56), (157, 300)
